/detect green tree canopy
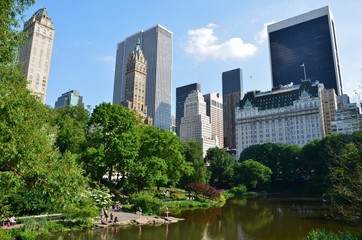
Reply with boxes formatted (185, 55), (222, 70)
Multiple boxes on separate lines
(83, 102), (141, 186)
(129, 125), (192, 192)
(52, 105), (89, 154)
(179, 141), (210, 186)
(234, 159), (272, 190)
(207, 147), (235, 189)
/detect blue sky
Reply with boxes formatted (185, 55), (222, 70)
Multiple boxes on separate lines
(23, 0), (362, 114)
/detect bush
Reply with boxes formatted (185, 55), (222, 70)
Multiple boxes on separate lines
(0, 229), (14, 240)
(230, 185), (247, 195)
(45, 222), (66, 232)
(129, 191), (162, 215)
(15, 231), (37, 240)
(185, 182), (221, 200)
(307, 229), (362, 240)
(170, 191), (187, 200)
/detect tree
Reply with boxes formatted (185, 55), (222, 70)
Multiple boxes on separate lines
(83, 102), (141, 186)
(207, 147), (235, 189)
(0, 0), (34, 65)
(1, 0), (92, 216)
(328, 142), (362, 225)
(52, 105), (89, 154)
(234, 159), (272, 190)
(240, 143), (300, 184)
(129, 125), (192, 191)
(179, 141), (210, 186)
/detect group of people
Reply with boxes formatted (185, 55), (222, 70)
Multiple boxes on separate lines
(100, 207), (118, 224)
(2, 216), (16, 228)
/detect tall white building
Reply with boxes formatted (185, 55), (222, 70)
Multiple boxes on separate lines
(235, 81), (325, 158)
(180, 90), (219, 157)
(203, 93), (224, 148)
(18, 8), (55, 103)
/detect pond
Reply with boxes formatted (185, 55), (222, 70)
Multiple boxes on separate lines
(45, 197), (361, 240)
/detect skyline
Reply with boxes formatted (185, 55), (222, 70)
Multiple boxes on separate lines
(21, 1), (362, 114)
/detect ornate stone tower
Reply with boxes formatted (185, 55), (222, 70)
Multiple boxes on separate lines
(123, 40), (152, 124)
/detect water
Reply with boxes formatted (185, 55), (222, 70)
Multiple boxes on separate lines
(45, 197), (361, 240)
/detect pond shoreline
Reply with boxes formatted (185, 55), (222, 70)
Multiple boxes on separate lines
(94, 208), (183, 228)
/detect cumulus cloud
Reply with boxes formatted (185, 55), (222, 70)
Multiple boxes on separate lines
(183, 24), (257, 61)
(255, 21), (276, 44)
(97, 55), (115, 62)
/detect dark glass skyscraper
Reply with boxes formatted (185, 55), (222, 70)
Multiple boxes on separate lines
(222, 68), (243, 149)
(113, 25), (172, 130)
(176, 83), (201, 136)
(268, 6), (343, 95)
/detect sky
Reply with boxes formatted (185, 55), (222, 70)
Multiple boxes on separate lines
(22, 0), (362, 114)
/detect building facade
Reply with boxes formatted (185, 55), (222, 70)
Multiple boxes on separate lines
(18, 8), (55, 103)
(268, 6), (343, 95)
(122, 40), (151, 124)
(321, 88), (337, 135)
(222, 68), (243, 149)
(176, 83), (201, 136)
(203, 93), (224, 148)
(180, 90), (219, 157)
(235, 81), (325, 158)
(113, 25), (172, 130)
(331, 94), (362, 134)
(54, 90), (84, 109)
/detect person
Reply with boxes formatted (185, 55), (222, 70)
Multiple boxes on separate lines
(114, 216), (119, 222)
(5, 218), (11, 227)
(104, 208), (109, 222)
(109, 213), (114, 222)
(9, 216), (16, 225)
(165, 207), (169, 217)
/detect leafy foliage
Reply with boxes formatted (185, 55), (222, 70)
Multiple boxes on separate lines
(179, 141), (210, 186)
(307, 229), (362, 240)
(129, 191), (162, 214)
(234, 159), (272, 190)
(229, 185), (247, 196)
(52, 105), (89, 154)
(207, 147), (235, 189)
(129, 125), (192, 192)
(185, 182), (220, 200)
(83, 102), (141, 184)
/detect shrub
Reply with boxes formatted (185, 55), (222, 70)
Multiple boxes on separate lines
(45, 222), (66, 232)
(307, 229), (362, 240)
(230, 185), (247, 196)
(0, 229), (14, 240)
(129, 191), (162, 215)
(14, 231), (37, 240)
(185, 182), (220, 200)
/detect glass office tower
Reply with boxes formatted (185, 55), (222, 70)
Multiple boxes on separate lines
(113, 25), (172, 130)
(222, 68), (243, 149)
(268, 6), (343, 95)
(176, 83), (201, 136)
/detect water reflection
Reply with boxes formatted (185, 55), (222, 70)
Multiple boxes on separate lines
(44, 197), (360, 240)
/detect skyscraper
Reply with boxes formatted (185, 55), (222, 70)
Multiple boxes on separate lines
(180, 90), (219, 157)
(18, 8), (55, 103)
(122, 40), (151, 124)
(176, 83), (201, 136)
(54, 90), (84, 109)
(113, 25), (172, 130)
(268, 6), (343, 95)
(203, 93), (224, 148)
(222, 68), (243, 149)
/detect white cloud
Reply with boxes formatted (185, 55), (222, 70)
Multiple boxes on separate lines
(183, 24), (257, 61)
(97, 55), (115, 62)
(255, 21), (276, 45)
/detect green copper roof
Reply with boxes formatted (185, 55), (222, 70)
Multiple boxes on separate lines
(238, 80), (320, 110)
